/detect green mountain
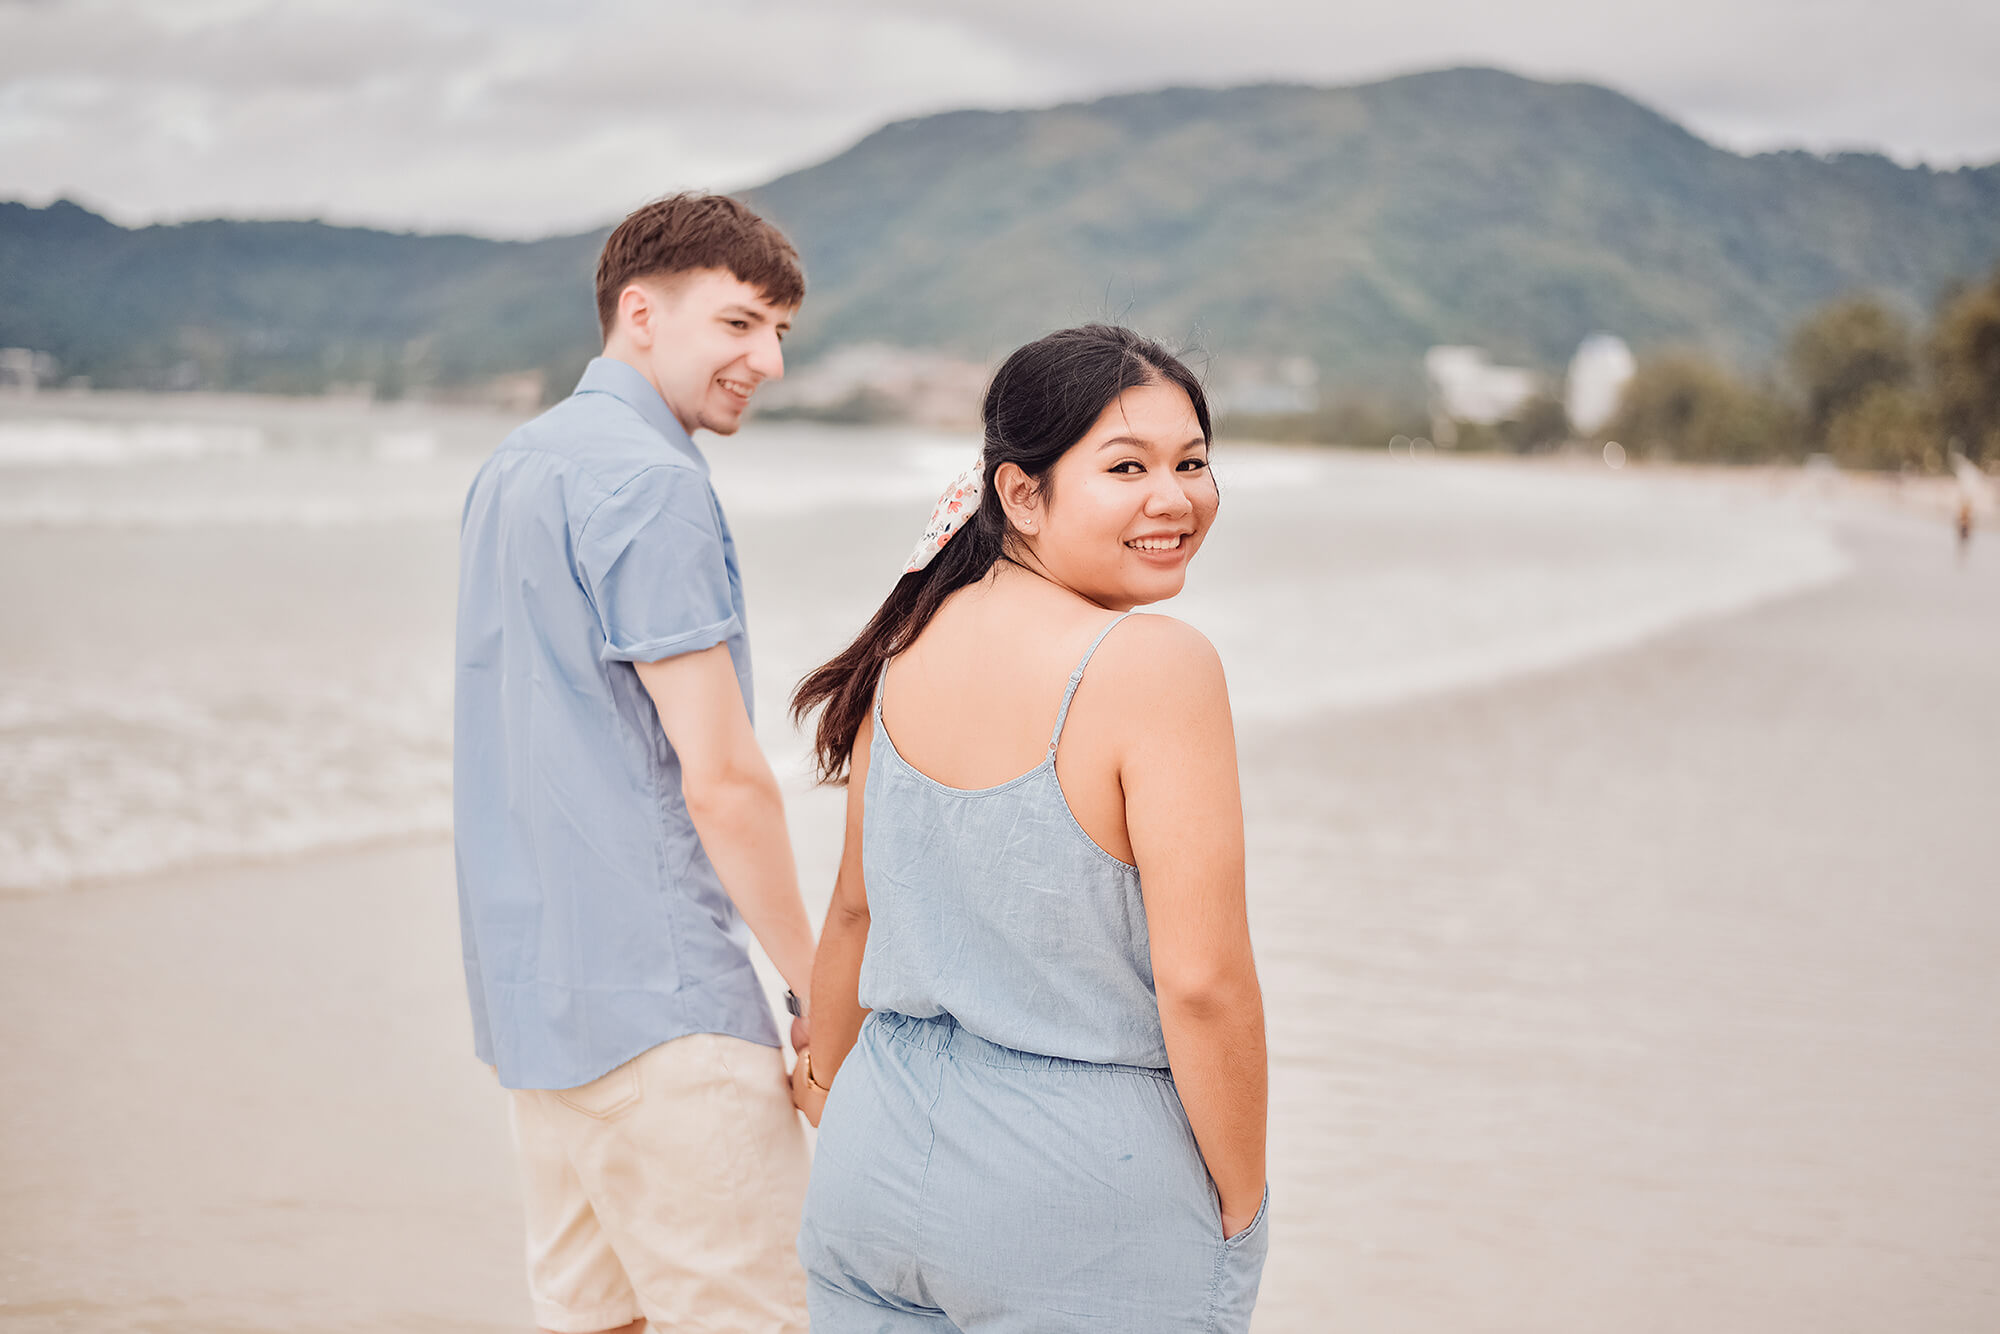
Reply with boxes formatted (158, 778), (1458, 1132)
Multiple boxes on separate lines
(0, 199), (605, 395)
(748, 68), (2000, 389)
(3, 67), (1997, 398)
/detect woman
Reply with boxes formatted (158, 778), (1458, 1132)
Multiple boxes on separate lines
(789, 325), (1268, 1332)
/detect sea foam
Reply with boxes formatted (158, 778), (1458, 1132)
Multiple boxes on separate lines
(0, 407), (1855, 891)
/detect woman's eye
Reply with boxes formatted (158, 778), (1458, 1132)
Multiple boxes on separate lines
(1178, 458), (1209, 472)
(1109, 461), (1144, 474)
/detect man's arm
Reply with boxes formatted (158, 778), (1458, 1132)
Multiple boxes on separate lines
(636, 645), (815, 1010)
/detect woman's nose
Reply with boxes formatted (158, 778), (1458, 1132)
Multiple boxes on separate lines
(1147, 472), (1195, 516)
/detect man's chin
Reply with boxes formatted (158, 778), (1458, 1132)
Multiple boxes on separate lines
(698, 399), (751, 435)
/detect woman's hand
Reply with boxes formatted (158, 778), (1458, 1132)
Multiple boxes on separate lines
(1220, 1191), (1262, 1242)
(789, 1047), (828, 1127)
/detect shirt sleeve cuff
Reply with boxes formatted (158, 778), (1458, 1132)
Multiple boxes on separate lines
(600, 613), (743, 664)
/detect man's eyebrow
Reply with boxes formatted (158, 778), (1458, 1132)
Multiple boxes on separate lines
(719, 304), (768, 323)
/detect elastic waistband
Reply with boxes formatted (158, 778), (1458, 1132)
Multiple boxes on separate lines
(869, 1011), (1171, 1080)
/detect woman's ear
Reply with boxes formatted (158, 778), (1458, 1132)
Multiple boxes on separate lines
(991, 462), (1040, 532)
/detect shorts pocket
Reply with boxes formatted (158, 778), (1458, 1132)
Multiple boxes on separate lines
(553, 1058), (643, 1120)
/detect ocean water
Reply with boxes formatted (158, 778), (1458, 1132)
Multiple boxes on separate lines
(0, 392), (1849, 893)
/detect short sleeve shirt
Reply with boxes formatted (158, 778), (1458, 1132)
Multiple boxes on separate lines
(453, 357), (777, 1090)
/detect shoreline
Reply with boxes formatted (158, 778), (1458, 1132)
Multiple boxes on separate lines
(7, 384), (1992, 494)
(2, 433), (1889, 900)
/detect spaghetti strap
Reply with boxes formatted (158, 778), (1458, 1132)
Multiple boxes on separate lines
(1048, 612), (1135, 755)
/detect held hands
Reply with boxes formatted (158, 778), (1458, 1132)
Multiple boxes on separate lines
(785, 1008), (826, 1125)
(788, 1046), (828, 1127)
(784, 989), (826, 1125)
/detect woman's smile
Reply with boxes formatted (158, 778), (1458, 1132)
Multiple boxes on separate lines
(1124, 532), (1190, 559)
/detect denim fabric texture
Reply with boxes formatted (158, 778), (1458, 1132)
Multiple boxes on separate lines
(454, 357), (778, 1091)
(799, 614), (1269, 1330)
(858, 613), (1165, 1068)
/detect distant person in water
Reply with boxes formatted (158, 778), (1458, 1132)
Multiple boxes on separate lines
(453, 193), (816, 1333)
(788, 325), (1270, 1331)
(1958, 496), (1974, 564)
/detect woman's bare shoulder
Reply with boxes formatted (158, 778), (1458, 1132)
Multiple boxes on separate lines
(1094, 612), (1228, 700)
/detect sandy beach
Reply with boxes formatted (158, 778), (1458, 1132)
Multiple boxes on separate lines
(2, 427), (1996, 1330)
(1246, 501), (2000, 1332)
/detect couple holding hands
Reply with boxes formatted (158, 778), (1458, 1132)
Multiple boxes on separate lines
(454, 193), (1267, 1334)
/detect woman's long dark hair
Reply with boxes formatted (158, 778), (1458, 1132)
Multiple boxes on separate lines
(791, 324), (1212, 785)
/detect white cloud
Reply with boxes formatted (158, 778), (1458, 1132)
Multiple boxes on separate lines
(1, 0), (1995, 237)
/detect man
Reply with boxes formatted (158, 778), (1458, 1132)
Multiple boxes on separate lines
(454, 194), (816, 1334)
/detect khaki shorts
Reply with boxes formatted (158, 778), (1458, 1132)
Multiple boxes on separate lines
(506, 1033), (811, 1333)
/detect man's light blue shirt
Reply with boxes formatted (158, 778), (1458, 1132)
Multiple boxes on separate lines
(454, 356), (778, 1090)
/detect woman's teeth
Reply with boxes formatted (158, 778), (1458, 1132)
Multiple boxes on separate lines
(1125, 535), (1184, 551)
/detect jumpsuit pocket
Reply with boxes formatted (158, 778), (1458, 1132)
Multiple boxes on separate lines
(1221, 1184), (1270, 1248)
(1208, 1185), (1269, 1334)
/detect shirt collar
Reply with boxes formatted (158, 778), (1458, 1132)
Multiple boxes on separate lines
(571, 356), (711, 475)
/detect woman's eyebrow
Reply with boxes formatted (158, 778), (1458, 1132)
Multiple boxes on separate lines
(1095, 435), (1208, 451)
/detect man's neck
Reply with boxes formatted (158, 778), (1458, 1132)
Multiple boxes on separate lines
(601, 346), (696, 436)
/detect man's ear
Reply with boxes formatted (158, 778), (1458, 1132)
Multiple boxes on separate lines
(617, 283), (655, 350)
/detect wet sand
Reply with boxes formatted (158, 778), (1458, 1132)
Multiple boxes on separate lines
(2, 502), (1996, 1332)
(1249, 503), (2000, 1332)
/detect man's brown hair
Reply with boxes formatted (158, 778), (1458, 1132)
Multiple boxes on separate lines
(594, 193), (805, 338)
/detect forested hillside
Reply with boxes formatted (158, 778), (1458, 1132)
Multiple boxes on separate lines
(3, 67), (1996, 398)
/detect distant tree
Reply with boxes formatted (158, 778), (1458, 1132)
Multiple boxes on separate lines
(1786, 296), (1916, 449)
(1218, 392), (1428, 448)
(1928, 265), (2000, 465)
(1824, 385), (1937, 471)
(1500, 393), (1571, 452)
(1607, 353), (1797, 464)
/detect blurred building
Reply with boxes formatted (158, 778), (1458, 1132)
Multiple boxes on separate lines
(1565, 334), (1637, 436)
(1424, 346), (1544, 442)
(1214, 356), (1321, 416)
(757, 343), (989, 428)
(0, 348), (60, 394)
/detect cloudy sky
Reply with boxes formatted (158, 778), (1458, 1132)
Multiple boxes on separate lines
(4, 0), (1997, 238)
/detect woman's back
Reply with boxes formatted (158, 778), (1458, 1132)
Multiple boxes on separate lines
(859, 575), (1166, 1066)
(876, 569), (1138, 854)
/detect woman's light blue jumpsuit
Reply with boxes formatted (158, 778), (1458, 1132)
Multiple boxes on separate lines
(799, 613), (1269, 1332)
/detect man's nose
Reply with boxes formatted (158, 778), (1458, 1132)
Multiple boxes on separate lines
(748, 332), (785, 382)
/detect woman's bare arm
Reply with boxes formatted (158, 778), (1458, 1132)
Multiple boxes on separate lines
(793, 710), (876, 1125)
(1114, 615), (1267, 1237)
